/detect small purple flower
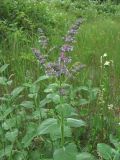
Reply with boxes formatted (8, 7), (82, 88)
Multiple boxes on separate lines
(58, 54), (72, 64)
(68, 28), (77, 35)
(61, 45), (73, 52)
(32, 48), (47, 65)
(63, 35), (75, 43)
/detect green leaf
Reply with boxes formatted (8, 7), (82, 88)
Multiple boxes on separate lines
(29, 150), (42, 160)
(40, 98), (51, 108)
(2, 118), (16, 130)
(20, 101), (34, 109)
(34, 75), (49, 84)
(97, 143), (114, 160)
(44, 88), (54, 93)
(0, 77), (7, 85)
(37, 118), (59, 135)
(50, 126), (72, 140)
(44, 83), (59, 93)
(7, 80), (12, 85)
(76, 86), (88, 92)
(33, 108), (47, 119)
(0, 145), (12, 158)
(53, 143), (77, 160)
(5, 129), (18, 142)
(56, 103), (77, 117)
(22, 123), (37, 148)
(46, 93), (60, 104)
(0, 107), (13, 121)
(67, 118), (86, 128)
(11, 86), (24, 99)
(109, 134), (120, 149)
(0, 64), (9, 73)
(76, 152), (95, 160)
(29, 84), (39, 94)
(114, 152), (120, 160)
(14, 150), (27, 160)
(2, 116), (21, 130)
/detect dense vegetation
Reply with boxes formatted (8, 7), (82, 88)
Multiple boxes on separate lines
(0, 0), (120, 159)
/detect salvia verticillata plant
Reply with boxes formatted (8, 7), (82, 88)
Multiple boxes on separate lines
(29, 17), (98, 160)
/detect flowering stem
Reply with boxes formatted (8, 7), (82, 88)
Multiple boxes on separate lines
(61, 112), (64, 147)
(59, 66), (65, 147)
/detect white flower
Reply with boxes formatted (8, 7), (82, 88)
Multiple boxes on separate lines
(100, 56), (103, 65)
(104, 61), (110, 66)
(108, 104), (113, 110)
(103, 53), (107, 57)
(118, 122), (120, 126)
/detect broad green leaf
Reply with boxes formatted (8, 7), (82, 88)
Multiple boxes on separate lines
(0, 77), (7, 85)
(76, 152), (95, 160)
(0, 107), (13, 121)
(2, 116), (21, 130)
(47, 83), (59, 89)
(0, 145), (12, 158)
(97, 143), (114, 160)
(114, 152), (120, 160)
(67, 118), (86, 128)
(0, 64), (9, 73)
(34, 75), (49, 84)
(50, 126), (72, 140)
(53, 143), (77, 160)
(110, 134), (120, 149)
(40, 98), (51, 108)
(7, 80), (12, 85)
(14, 150), (27, 160)
(2, 118), (17, 130)
(11, 86), (24, 99)
(22, 123), (37, 148)
(46, 93), (60, 104)
(75, 86), (88, 92)
(44, 83), (59, 93)
(56, 103), (77, 117)
(37, 118), (59, 135)
(44, 88), (54, 93)
(20, 101), (34, 109)
(5, 129), (18, 142)
(29, 84), (39, 94)
(33, 108), (48, 119)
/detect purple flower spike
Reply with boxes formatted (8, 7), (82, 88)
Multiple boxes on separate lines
(60, 52), (65, 61)
(68, 29), (77, 35)
(64, 35), (75, 43)
(32, 48), (46, 65)
(58, 53), (72, 64)
(61, 45), (73, 52)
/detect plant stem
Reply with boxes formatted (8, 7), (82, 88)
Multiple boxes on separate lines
(61, 112), (64, 147)
(59, 73), (64, 147)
